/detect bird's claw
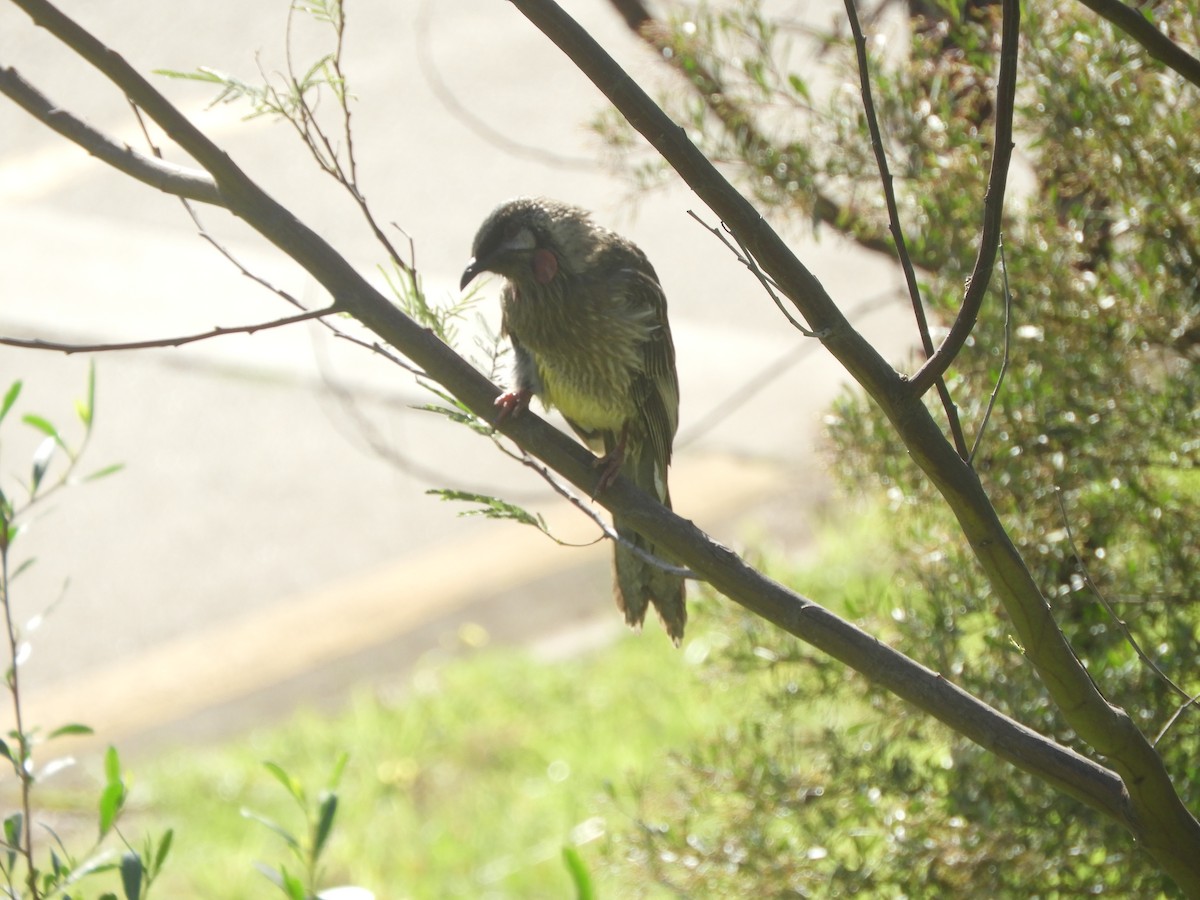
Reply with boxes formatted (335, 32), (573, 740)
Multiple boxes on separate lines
(494, 389), (532, 425)
(592, 445), (626, 498)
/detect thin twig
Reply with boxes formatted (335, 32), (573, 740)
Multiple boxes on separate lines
(415, 0), (594, 170)
(1055, 487), (1192, 702)
(910, 0), (1020, 396)
(678, 289), (901, 447)
(842, 0), (969, 458)
(496, 439), (695, 577)
(1155, 693), (1200, 748)
(842, 0), (929, 355)
(686, 210), (815, 336)
(0, 307), (337, 355)
(969, 235), (1012, 464)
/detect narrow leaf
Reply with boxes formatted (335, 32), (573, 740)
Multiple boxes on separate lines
(562, 846), (596, 900)
(326, 751), (349, 791)
(120, 851), (143, 900)
(153, 827), (174, 872)
(21, 413), (60, 441)
(0, 381), (20, 425)
(49, 723), (94, 739)
(4, 812), (22, 846)
(313, 790), (338, 860)
(240, 809), (301, 850)
(263, 760), (305, 804)
(104, 745), (122, 785)
(84, 463), (125, 482)
(99, 780), (125, 837)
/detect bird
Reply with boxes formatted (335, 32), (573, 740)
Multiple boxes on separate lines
(460, 197), (687, 643)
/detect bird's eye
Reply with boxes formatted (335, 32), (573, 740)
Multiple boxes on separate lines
(501, 226), (537, 253)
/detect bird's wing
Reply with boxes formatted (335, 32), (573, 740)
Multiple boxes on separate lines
(617, 265), (680, 475)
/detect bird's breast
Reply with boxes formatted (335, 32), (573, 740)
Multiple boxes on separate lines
(504, 278), (654, 429)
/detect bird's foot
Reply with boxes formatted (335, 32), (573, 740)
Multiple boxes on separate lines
(494, 388), (532, 425)
(592, 428), (628, 497)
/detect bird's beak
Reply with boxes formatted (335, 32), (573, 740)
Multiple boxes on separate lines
(460, 258), (486, 291)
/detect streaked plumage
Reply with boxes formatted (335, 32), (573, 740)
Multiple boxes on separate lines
(460, 197), (686, 642)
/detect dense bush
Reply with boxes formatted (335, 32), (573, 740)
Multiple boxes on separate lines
(599, 0), (1199, 893)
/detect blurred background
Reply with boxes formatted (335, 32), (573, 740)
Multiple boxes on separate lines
(0, 0), (910, 747)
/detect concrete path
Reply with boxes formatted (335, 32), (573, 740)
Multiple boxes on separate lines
(0, 0), (914, 749)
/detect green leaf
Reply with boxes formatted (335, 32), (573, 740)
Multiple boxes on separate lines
(0, 381), (20, 425)
(325, 751), (349, 792)
(426, 490), (547, 531)
(77, 361), (97, 427)
(313, 790), (338, 861)
(562, 845), (596, 900)
(153, 828), (174, 873)
(241, 809), (301, 850)
(120, 851), (143, 900)
(21, 413), (60, 441)
(49, 723), (94, 739)
(281, 866), (306, 900)
(99, 780), (126, 838)
(84, 462), (125, 482)
(104, 745), (122, 784)
(263, 760), (306, 804)
(99, 748), (126, 838)
(4, 811), (22, 846)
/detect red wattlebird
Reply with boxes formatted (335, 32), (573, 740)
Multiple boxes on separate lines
(461, 198), (687, 643)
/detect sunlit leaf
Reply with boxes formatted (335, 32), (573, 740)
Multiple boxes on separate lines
(263, 760), (306, 804)
(30, 435), (56, 492)
(0, 381), (20, 425)
(99, 780), (125, 838)
(21, 413), (60, 441)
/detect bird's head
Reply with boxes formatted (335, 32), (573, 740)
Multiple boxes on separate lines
(460, 197), (592, 291)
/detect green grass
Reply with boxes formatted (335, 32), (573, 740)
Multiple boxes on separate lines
(17, 506), (900, 898)
(129, 605), (766, 898)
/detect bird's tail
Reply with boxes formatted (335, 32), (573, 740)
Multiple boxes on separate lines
(612, 445), (687, 644)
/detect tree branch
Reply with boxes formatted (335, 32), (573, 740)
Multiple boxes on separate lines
(0, 307), (336, 354)
(908, 0), (1019, 396)
(0, 65), (223, 206)
(842, 0), (969, 459)
(1074, 0), (1200, 90)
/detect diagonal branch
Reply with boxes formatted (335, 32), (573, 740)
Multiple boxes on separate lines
(908, 0), (1019, 396)
(1074, 0), (1200, 90)
(0, 65), (223, 206)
